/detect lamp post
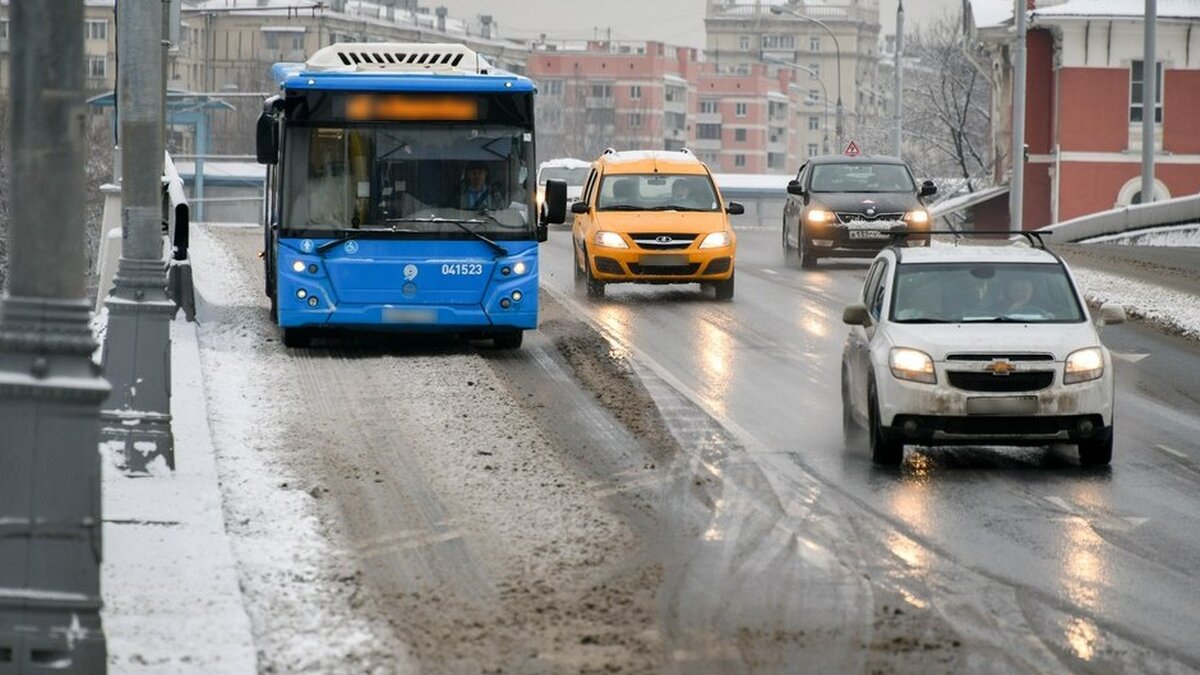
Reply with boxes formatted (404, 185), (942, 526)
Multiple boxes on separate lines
(770, 5), (844, 148)
(767, 58), (831, 155)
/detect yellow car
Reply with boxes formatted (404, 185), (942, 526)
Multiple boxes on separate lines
(569, 149), (742, 299)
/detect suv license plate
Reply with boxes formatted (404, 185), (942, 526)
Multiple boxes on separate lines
(965, 396), (1038, 415)
(848, 230), (889, 240)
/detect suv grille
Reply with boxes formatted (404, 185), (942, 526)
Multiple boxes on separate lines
(946, 354), (1054, 362)
(627, 263), (701, 276)
(630, 233), (697, 250)
(947, 371), (1055, 392)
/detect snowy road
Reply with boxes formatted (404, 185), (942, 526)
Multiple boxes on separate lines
(190, 222), (1200, 673)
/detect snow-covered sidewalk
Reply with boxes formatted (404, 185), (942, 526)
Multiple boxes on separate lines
(100, 319), (256, 674)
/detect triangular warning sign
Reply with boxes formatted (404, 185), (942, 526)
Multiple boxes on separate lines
(844, 141), (861, 157)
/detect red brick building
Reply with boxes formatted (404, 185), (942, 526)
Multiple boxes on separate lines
(971, 0), (1200, 229)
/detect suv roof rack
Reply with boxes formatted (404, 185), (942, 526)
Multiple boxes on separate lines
(886, 229), (1050, 249)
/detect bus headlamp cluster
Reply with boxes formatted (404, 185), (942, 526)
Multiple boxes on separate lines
(501, 261), (529, 276)
(293, 260), (320, 274)
(499, 290), (525, 310)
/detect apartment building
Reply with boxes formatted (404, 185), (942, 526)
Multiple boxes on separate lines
(0, 1), (118, 96)
(704, 0), (884, 164)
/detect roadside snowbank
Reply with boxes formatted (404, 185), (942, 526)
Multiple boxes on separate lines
(1085, 223), (1200, 247)
(1073, 266), (1200, 341)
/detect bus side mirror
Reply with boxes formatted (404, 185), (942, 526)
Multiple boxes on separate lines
(543, 179), (567, 225)
(787, 180), (806, 196)
(919, 180), (937, 197)
(256, 113), (279, 165)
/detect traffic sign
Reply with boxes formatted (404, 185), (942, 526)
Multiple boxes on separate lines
(844, 141), (861, 157)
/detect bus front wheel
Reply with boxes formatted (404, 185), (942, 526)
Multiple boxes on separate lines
(282, 328), (312, 349)
(493, 330), (523, 350)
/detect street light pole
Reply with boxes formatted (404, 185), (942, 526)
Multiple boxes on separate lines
(1009, 0), (1028, 233)
(0, 0), (111, 671)
(1141, 0), (1157, 204)
(893, 1), (905, 157)
(771, 5), (844, 148)
(767, 58), (831, 155)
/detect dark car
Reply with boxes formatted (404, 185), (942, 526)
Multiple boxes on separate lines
(782, 154), (936, 268)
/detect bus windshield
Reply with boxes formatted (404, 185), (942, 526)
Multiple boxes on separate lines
(282, 124), (534, 238)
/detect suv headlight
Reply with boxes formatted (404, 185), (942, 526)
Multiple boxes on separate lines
(1064, 347), (1104, 384)
(805, 208), (836, 224)
(594, 231), (628, 249)
(699, 231), (732, 249)
(904, 209), (930, 225)
(890, 347), (936, 384)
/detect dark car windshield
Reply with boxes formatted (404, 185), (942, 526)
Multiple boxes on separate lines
(890, 262), (1086, 324)
(810, 163), (915, 193)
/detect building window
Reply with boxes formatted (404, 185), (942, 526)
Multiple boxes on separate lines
(739, 36), (750, 50)
(630, 85), (642, 99)
(807, 89), (820, 104)
(699, 100), (718, 114)
(629, 113), (642, 128)
(808, 116), (820, 131)
(734, 128), (747, 142)
(696, 123), (722, 140)
(808, 143), (819, 156)
(734, 154), (746, 168)
(762, 34), (795, 49)
(1130, 60), (1163, 123)
(88, 57), (106, 78)
(735, 102), (747, 117)
(809, 36), (821, 52)
(0, 20), (8, 39)
(591, 83), (612, 98)
(86, 20), (107, 41)
(665, 85), (684, 103)
(544, 79), (563, 96)
(808, 63), (820, 79)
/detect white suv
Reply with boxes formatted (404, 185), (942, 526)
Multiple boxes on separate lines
(840, 239), (1126, 466)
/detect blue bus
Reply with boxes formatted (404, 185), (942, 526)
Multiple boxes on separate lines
(256, 43), (567, 349)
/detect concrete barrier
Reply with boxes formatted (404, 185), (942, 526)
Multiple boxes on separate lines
(1040, 192), (1200, 242)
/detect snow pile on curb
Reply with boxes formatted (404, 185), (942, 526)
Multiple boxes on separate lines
(1085, 223), (1200, 247)
(1072, 266), (1200, 341)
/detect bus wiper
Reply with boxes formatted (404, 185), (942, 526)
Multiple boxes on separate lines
(388, 217), (510, 258)
(315, 225), (417, 254)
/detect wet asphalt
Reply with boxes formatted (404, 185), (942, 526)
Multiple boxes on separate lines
(536, 225), (1200, 672)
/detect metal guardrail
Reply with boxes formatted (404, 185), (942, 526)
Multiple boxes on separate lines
(1039, 192), (1200, 242)
(163, 154), (196, 321)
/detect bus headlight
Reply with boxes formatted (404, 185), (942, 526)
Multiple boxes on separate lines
(292, 260), (306, 272)
(1064, 347), (1104, 384)
(699, 231), (732, 249)
(512, 291), (523, 302)
(513, 261), (528, 275)
(594, 231), (628, 249)
(296, 289), (308, 300)
(890, 347), (936, 384)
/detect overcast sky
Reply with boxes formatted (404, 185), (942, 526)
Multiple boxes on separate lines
(430, 0), (963, 48)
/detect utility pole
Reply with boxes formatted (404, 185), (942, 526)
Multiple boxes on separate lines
(1141, 0), (1157, 204)
(1009, 0), (1028, 233)
(102, 0), (175, 473)
(893, 1), (904, 157)
(0, 1), (110, 671)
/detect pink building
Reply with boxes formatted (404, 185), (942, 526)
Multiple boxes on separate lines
(528, 40), (797, 173)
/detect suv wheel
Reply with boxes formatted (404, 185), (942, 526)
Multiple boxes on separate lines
(1078, 433), (1113, 467)
(868, 380), (904, 466)
(799, 227), (819, 269)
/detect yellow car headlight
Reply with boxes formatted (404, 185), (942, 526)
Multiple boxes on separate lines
(594, 231), (628, 249)
(699, 231), (732, 249)
(890, 347), (936, 384)
(1064, 347), (1104, 384)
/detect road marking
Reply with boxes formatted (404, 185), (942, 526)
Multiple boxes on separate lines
(1112, 352), (1150, 363)
(1044, 496), (1076, 513)
(1157, 444), (1187, 459)
(1123, 517), (1150, 528)
(762, 268), (779, 276)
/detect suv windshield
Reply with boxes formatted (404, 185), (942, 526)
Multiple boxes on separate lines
(890, 262), (1085, 324)
(596, 173), (719, 211)
(810, 163), (915, 193)
(540, 166), (589, 186)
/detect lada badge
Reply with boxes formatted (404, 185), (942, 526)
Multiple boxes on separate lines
(656, 235), (673, 244)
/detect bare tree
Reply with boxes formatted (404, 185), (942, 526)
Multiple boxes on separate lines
(901, 10), (994, 190)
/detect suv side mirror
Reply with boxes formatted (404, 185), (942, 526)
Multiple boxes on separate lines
(1098, 303), (1126, 326)
(255, 112), (279, 165)
(842, 304), (871, 326)
(543, 179), (567, 226)
(570, 201), (590, 214)
(787, 180), (806, 197)
(726, 201), (744, 215)
(919, 180), (937, 197)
